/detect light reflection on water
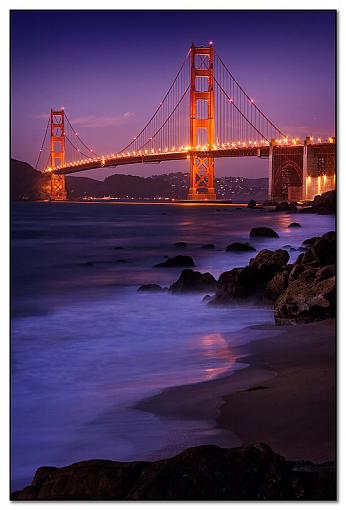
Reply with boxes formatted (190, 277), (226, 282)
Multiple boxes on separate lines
(11, 202), (335, 490)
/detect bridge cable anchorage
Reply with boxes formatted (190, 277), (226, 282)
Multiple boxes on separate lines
(35, 117), (50, 170)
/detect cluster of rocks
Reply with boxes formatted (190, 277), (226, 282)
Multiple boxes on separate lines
(215, 231), (335, 323)
(140, 230), (335, 325)
(12, 443), (335, 501)
(300, 190), (336, 215)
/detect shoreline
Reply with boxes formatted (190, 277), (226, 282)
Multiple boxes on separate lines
(135, 319), (335, 463)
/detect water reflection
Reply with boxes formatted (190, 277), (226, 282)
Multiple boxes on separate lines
(200, 332), (236, 380)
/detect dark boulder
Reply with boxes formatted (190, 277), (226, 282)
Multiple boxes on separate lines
(12, 443), (336, 501)
(154, 256), (195, 268)
(170, 269), (217, 293)
(312, 190), (336, 214)
(247, 199), (257, 208)
(211, 266), (258, 304)
(289, 222), (301, 228)
(138, 284), (165, 292)
(300, 231), (335, 267)
(250, 249), (290, 282)
(274, 266), (336, 324)
(265, 265), (292, 301)
(250, 227), (279, 238)
(226, 242), (256, 252)
(200, 243), (215, 249)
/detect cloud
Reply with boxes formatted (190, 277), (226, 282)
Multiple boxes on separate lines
(69, 112), (135, 128)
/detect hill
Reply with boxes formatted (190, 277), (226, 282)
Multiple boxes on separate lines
(10, 159), (268, 201)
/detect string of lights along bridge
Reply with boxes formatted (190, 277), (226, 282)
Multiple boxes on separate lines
(36, 43), (336, 202)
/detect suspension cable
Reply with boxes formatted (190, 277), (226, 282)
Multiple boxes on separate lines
(35, 117), (50, 170)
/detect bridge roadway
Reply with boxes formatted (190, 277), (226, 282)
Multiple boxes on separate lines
(52, 146), (272, 175)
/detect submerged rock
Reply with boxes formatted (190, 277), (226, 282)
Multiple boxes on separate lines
(154, 256), (195, 268)
(137, 284), (165, 293)
(249, 227), (279, 238)
(170, 269), (217, 293)
(12, 443), (336, 501)
(289, 222), (301, 228)
(226, 242), (256, 252)
(174, 242), (187, 248)
(247, 199), (257, 208)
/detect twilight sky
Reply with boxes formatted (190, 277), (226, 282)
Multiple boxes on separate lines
(11, 10), (336, 180)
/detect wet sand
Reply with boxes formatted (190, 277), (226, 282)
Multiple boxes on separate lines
(136, 319), (336, 463)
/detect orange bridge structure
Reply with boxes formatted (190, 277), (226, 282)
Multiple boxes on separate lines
(36, 43), (336, 202)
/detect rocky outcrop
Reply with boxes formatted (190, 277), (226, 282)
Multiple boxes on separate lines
(154, 256), (195, 268)
(275, 202), (298, 212)
(247, 199), (257, 208)
(211, 249), (289, 304)
(289, 222), (301, 228)
(226, 242), (256, 252)
(250, 227), (279, 238)
(11, 443), (336, 501)
(169, 269), (217, 293)
(210, 231), (336, 323)
(300, 190), (336, 215)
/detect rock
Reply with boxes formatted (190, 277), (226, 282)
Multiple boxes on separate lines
(226, 242), (256, 252)
(302, 237), (318, 246)
(169, 269), (217, 293)
(116, 259), (130, 263)
(265, 265), (292, 300)
(274, 267), (336, 324)
(202, 294), (213, 303)
(300, 190), (335, 215)
(250, 249), (290, 282)
(247, 199), (257, 208)
(275, 202), (297, 212)
(212, 249), (289, 305)
(12, 443), (336, 501)
(200, 243), (215, 249)
(114, 246), (124, 250)
(211, 266), (258, 304)
(250, 227), (279, 238)
(138, 284), (165, 292)
(154, 256), (195, 268)
(175, 242), (187, 248)
(289, 222), (301, 228)
(312, 190), (336, 214)
(300, 231), (336, 267)
(282, 245), (292, 249)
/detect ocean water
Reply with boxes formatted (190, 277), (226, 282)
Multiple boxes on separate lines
(11, 202), (335, 490)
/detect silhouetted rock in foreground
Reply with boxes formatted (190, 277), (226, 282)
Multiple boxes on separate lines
(12, 443), (336, 501)
(154, 256), (195, 268)
(169, 269), (216, 293)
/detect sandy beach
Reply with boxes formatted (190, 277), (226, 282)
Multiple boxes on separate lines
(136, 319), (336, 463)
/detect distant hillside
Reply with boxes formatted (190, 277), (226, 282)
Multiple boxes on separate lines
(10, 159), (50, 201)
(10, 159), (268, 201)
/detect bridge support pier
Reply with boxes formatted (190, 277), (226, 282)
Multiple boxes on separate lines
(50, 109), (67, 201)
(187, 44), (216, 201)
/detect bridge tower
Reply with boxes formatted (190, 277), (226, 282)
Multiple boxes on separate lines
(50, 109), (67, 200)
(188, 44), (216, 200)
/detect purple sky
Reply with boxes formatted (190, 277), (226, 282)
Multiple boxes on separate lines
(11, 10), (336, 180)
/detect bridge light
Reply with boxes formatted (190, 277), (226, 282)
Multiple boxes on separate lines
(209, 41), (213, 45)
(318, 137), (322, 143)
(250, 98), (254, 103)
(328, 137), (333, 143)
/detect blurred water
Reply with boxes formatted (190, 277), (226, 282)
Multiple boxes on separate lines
(11, 202), (335, 490)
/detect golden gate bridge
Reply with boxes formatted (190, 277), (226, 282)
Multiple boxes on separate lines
(35, 43), (336, 202)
